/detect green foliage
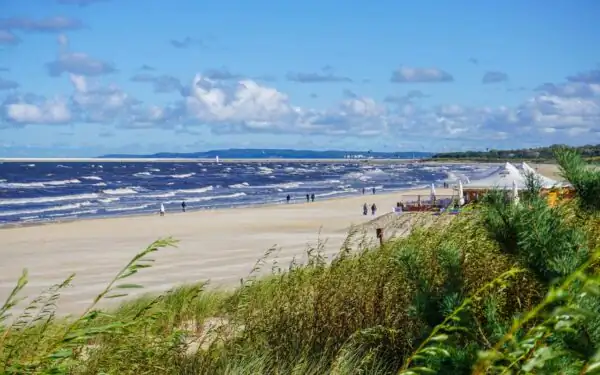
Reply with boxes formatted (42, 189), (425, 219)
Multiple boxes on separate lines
(3, 147), (600, 374)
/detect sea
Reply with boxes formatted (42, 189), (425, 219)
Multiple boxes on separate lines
(0, 161), (494, 226)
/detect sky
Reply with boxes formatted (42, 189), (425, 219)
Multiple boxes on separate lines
(1, 0), (600, 157)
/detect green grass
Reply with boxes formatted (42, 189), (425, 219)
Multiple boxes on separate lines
(3, 146), (600, 374)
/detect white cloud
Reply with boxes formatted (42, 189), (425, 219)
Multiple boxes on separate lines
(185, 74), (298, 125)
(6, 98), (71, 124)
(3, 67), (600, 148)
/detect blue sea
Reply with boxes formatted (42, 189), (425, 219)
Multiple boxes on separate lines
(0, 161), (492, 226)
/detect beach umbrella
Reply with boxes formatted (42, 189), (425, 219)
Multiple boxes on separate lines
(458, 180), (465, 206)
(430, 183), (436, 203)
(512, 180), (520, 206)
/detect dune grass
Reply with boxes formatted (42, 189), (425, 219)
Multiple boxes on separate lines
(3, 147), (600, 374)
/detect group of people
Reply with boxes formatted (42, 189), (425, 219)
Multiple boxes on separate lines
(363, 202), (377, 216)
(159, 200), (187, 216)
(285, 193), (315, 203)
(160, 185), (379, 215)
(362, 187), (377, 195)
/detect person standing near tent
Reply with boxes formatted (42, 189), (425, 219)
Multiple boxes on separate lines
(159, 203), (165, 216)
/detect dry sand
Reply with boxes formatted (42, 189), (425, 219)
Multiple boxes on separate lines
(0, 187), (455, 316)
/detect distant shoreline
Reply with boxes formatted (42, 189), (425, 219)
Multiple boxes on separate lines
(0, 157), (427, 164)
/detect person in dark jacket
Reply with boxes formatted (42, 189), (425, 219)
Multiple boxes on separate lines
(363, 203), (368, 216)
(286, 194), (291, 204)
(371, 203), (377, 216)
(311, 193), (315, 202)
(181, 201), (187, 212)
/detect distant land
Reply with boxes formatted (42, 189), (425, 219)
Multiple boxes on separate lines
(429, 144), (600, 162)
(99, 148), (432, 160)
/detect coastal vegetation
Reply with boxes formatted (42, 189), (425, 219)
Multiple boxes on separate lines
(2, 147), (600, 374)
(430, 143), (600, 162)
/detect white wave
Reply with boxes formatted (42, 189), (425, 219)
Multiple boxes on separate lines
(47, 209), (98, 218)
(93, 182), (107, 186)
(147, 168), (160, 172)
(171, 173), (196, 179)
(229, 182), (250, 188)
(257, 167), (273, 175)
(98, 197), (120, 204)
(0, 179), (81, 189)
(105, 204), (152, 213)
(102, 187), (138, 195)
(81, 175), (103, 181)
(317, 190), (357, 198)
(0, 201), (93, 217)
(24, 164), (35, 167)
(57, 164), (70, 168)
(144, 191), (177, 199)
(134, 172), (153, 177)
(166, 192), (246, 204)
(0, 193), (99, 206)
(176, 186), (213, 194)
(269, 182), (302, 189)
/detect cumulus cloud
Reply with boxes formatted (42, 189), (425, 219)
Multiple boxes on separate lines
(0, 17), (83, 32)
(2, 65), (600, 147)
(0, 30), (20, 45)
(46, 35), (115, 76)
(390, 66), (454, 83)
(69, 74), (140, 123)
(482, 71), (509, 84)
(287, 65), (351, 83)
(5, 98), (71, 124)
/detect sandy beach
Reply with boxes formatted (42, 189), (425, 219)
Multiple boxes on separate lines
(0, 162), (563, 316)
(0, 187), (456, 316)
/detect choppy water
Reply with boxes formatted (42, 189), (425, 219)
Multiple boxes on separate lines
(0, 161), (492, 225)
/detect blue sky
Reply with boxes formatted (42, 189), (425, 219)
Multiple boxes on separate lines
(1, 0), (600, 157)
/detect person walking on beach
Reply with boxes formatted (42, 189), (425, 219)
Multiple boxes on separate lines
(181, 201), (186, 212)
(159, 203), (165, 216)
(372, 187), (376, 195)
(311, 193), (315, 202)
(362, 187), (365, 195)
(363, 203), (368, 216)
(306, 193), (310, 203)
(286, 194), (291, 204)
(371, 203), (377, 216)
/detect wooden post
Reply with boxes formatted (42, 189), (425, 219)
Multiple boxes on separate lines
(376, 228), (384, 247)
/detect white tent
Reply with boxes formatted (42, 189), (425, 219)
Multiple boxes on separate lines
(465, 162), (528, 190)
(430, 183), (437, 202)
(519, 162), (563, 188)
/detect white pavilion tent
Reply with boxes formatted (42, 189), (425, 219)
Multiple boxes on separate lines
(465, 162), (528, 190)
(519, 162), (564, 189)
